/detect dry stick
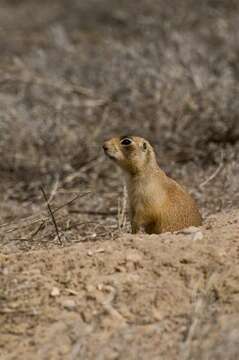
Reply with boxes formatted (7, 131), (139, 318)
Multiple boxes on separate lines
(199, 150), (224, 189)
(29, 221), (45, 239)
(63, 157), (101, 185)
(117, 182), (127, 231)
(53, 191), (91, 213)
(48, 174), (60, 204)
(40, 185), (62, 246)
(199, 162), (224, 188)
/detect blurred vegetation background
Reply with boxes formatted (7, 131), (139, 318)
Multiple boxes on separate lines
(0, 0), (239, 226)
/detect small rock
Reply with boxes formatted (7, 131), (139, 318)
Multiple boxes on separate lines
(2, 267), (8, 276)
(86, 284), (95, 292)
(50, 287), (60, 297)
(31, 308), (38, 316)
(97, 284), (103, 291)
(177, 226), (200, 235)
(62, 299), (76, 310)
(87, 248), (105, 256)
(66, 289), (78, 296)
(115, 265), (126, 273)
(193, 231), (204, 241)
(95, 248), (105, 253)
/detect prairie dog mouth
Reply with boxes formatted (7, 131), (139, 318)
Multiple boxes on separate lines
(105, 151), (117, 161)
(103, 145), (117, 161)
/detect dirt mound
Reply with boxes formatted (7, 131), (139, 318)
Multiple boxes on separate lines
(1, 0), (239, 218)
(1, 210), (239, 360)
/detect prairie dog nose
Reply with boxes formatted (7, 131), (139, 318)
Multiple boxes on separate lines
(103, 143), (108, 151)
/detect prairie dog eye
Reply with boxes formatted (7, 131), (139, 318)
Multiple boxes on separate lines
(120, 138), (132, 146)
(143, 142), (147, 151)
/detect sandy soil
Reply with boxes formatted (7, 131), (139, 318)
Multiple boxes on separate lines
(1, 210), (239, 360)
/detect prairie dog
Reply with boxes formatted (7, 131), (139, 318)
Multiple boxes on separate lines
(103, 135), (202, 234)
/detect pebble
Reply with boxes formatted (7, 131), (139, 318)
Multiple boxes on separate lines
(62, 299), (76, 310)
(193, 231), (204, 241)
(50, 287), (60, 297)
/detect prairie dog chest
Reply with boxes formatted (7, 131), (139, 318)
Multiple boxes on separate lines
(126, 175), (165, 214)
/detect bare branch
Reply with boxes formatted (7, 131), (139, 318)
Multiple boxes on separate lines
(200, 151), (224, 189)
(40, 185), (62, 246)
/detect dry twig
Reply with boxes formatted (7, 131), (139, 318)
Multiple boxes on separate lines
(40, 185), (62, 245)
(117, 183), (127, 232)
(48, 174), (60, 204)
(200, 151), (224, 189)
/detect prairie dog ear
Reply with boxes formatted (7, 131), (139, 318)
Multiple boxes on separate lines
(142, 142), (147, 151)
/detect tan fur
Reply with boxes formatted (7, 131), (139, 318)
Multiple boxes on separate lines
(103, 135), (202, 234)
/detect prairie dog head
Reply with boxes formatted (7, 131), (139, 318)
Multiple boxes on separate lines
(103, 135), (157, 174)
